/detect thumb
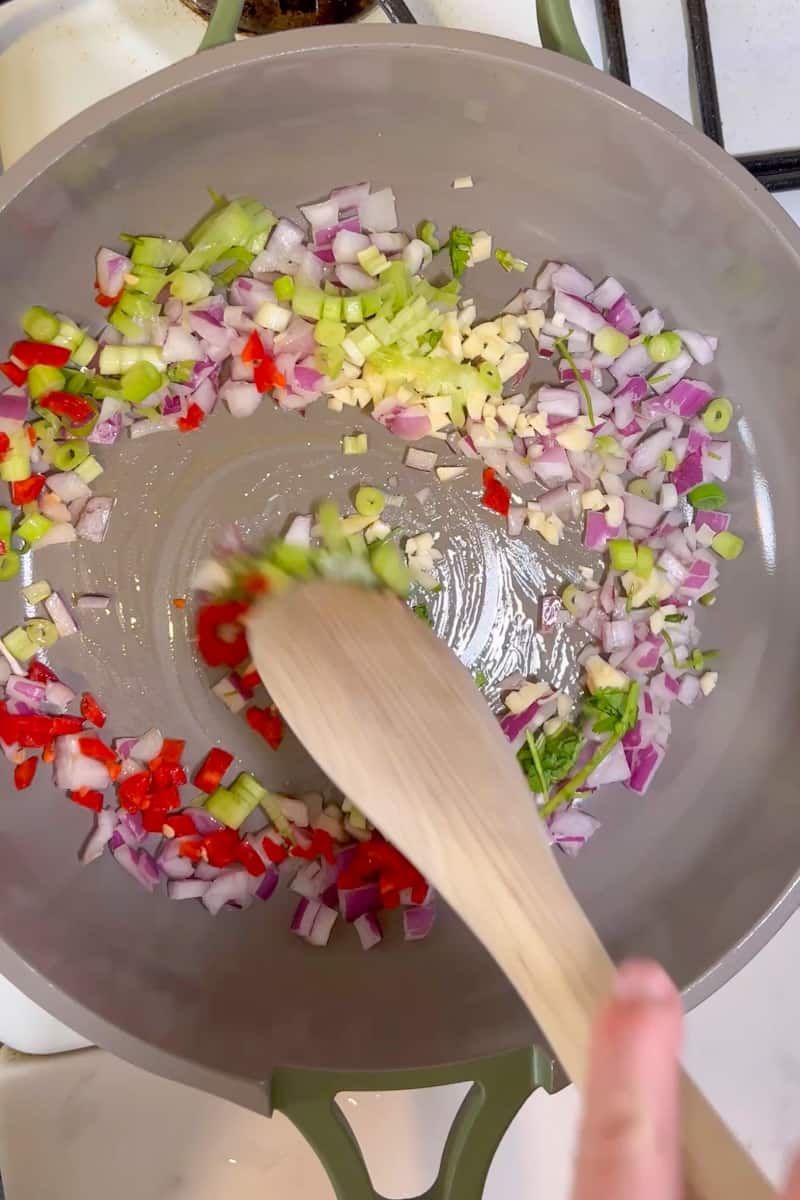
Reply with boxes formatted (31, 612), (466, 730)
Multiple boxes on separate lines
(571, 959), (684, 1200)
(783, 1154), (800, 1200)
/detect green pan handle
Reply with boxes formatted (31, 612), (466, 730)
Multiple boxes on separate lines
(198, 0), (246, 51)
(271, 1046), (559, 1200)
(536, 0), (593, 65)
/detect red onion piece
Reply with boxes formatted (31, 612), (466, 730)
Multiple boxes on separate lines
(403, 905), (436, 941)
(548, 807), (601, 857)
(357, 187), (398, 233)
(354, 912), (382, 950)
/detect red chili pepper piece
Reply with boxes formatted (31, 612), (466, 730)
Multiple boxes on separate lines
(238, 665), (261, 693)
(253, 354), (287, 393)
(48, 715), (86, 736)
(146, 785), (181, 813)
(117, 771), (152, 811)
(196, 600), (249, 668)
(156, 738), (186, 764)
(410, 882), (429, 904)
(41, 741), (56, 764)
(237, 840), (267, 877)
(80, 692), (107, 728)
(39, 392), (95, 426)
(261, 836), (288, 865)
(70, 788), (104, 811)
(481, 468), (511, 517)
(10, 475), (46, 505)
(151, 761), (187, 790)
(245, 704), (284, 750)
(203, 828), (241, 868)
(0, 361), (27, 387)
(177, 402), (205, 433)
(0, 706), (82, 748)
(178, 839), (204, 861)
(381, 889), (401, 910)
(28, 660), (59, 684)
(161, 812), (196, 838)
(78, 737), (118, 767)
(9, 341), (70, 369)
(141, 810), (167, 834)
(240, 330), (264, 364)
(0, 433), (10, 457)
(193, 746), (234, 794)
(13, 757), (37, 789)
(94, 281), (122, 308)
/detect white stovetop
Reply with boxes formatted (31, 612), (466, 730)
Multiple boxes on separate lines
(0, 1), (798, 1196)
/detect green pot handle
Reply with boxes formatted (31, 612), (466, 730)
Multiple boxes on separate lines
(202, 0), (594, 64)
(536, 0), (593, 65)
(271, 1046), (560, 1200)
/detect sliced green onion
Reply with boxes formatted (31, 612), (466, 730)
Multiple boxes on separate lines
(129, 236), (187, 268)
(687, 482), (728, 510)
(711, 531), (744, 560)
(21, 305), (59, 343)
(628, 478), (655, 501)
(126, 267), (168, 300)
(647, 331), (682, 362)
(204, 785), (258, 830)
(661, 449), (677, 471)
(22, 579), (51, 604)
(0, 509), (11, 546)
(120, 360), (163, 404)
(270, 542), (314, 579)
(561, 583), (581, 615)
(355, 486), (385, 518)
(3, 626), (37, 662)
(318, 500), (345, 551)
(369, 539), (411, 596)
(27, 364), (65, 401)
(0, 551), (20, 581)
(51, 317), (85, 353)
(320, 295), (342, 322)
(118, 292), (161, 320)
(74, 454), (103, 484)
(416, 220), (440, 253)
(357, 246), (391, 277)
(314, 319), (346, 348)
(51, 441), (91, 471)
(15, 512), (53, 548)
(593, 435), (620, 456)
(634, 544), (655, 579)
(342, 295), (363, 324)
(691, 648), (720, 671)
(702, 396), (733, 434)
(98, 345), (163, 376)
(170, 271), (214, 303)
(24, 617), (58, 648)
(608, 538), (637, 571)
(72, 335), (98, 368)
(495, 248), (528, 273)
(292, 284), (325, 321)
(342, 433), (368, 455)
(593, 325), (630, 358)
(661, 628), (680, 668)
(699, 592), (717, 607)
(274, 275), (295, 303)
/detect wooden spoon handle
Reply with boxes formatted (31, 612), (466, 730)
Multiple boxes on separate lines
(473, 851), (774, 1200)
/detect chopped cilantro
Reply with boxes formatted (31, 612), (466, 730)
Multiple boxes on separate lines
(412, 602), (433, 627)
(474, 669), (488, 688)
(582, 687), (631, 735)
(495, 248), (528, 273)
(517, 722), (584, 800)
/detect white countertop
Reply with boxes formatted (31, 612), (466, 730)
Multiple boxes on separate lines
(0, 1), (798, 1196)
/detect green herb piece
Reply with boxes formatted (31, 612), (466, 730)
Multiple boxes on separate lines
(474, 669), (487, 688)
(608, 538), (637, 572)
(416, 220), (440, 253)
(687, 482), (727, 510)
(412, 602), (432, 626)
(495, 248), (528, 273)
(554, 338), (595, 424)
(447, 226), (473, 279)
(661, 629), (680, 668)
(542, 682), (639, 817)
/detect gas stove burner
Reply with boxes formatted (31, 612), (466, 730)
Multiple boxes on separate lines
(180, 0), (374, 33)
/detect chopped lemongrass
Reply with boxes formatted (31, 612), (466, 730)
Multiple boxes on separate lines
(357, 246), (391, 277)
(452, 176), (474, 189)
(21, 305), (60, 342)
(274, 275), (294, 302)
(687, 482), (728, 510)
(3, 626), (37, 662)
(436, 466), (467, 482)
(342, 433), (368, 455)
(711, 531), (744, 560)
(22, 579), (52, 605)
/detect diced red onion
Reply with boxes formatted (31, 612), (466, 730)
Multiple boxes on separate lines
(80, 808), (118, 865)
(354, 911), (382, 950)
(551, 264), (593, 298)
(671, 450), (704, 494)
(357, 188), (397, 234)
(704, 440), (731, 482)
(554, 292), (606, 333)
(96, 248), (131, 297)
(648, 350), (693, 395)
(536, 386), (580, 420)
(677, 674), (701, 706)
(221, 380), (262, 419)
(639, 309), (664, 337)
(533, 446), (572, 487)
(167, 879), (210, 900)
(674, 329), (715, 365)
(623, 491), (662, 529)
(403, 905), (436, 941)
(203, 866), (251, 915)
(630, 428), (675, 476)
(605, 293), (641, 336)
(404, 446), (437, 471)
(43, 592), (78, 637)
(335, 263), (375, 292)
(588, 276), (625, 311)
(695, 510), (730, 534)
(548, 807), (601, 857)
(75, 498), (114, 545)
(602, 619), (634, 655)
(625, 744), (665, 794)
(0, 391), (29, 423)
(583, 511), (620, 550)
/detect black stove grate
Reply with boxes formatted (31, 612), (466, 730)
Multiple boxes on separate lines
(599, 0), (800, 192)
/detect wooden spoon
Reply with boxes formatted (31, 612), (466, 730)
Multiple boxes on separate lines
(246, 581), (773, 1200)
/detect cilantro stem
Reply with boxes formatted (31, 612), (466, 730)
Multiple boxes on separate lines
(661, 629), (680, 668)
(525, 729), (550, 804)
(555, 338), (595, 425)
(541, 682), (639, 817)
